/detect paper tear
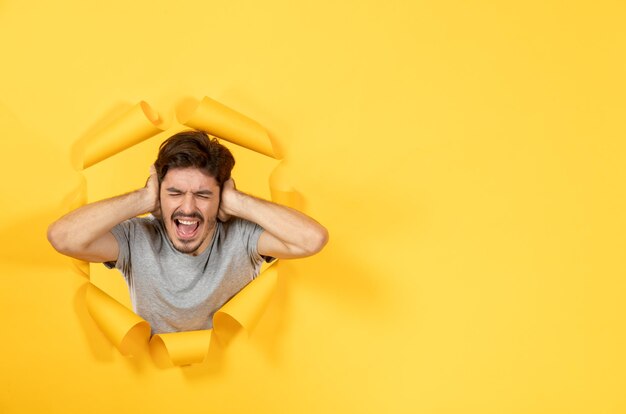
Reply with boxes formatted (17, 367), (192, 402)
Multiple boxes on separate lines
(85, 284), (151, 357)
(73, 96), (293, 367)
(82, 101), (164, 169)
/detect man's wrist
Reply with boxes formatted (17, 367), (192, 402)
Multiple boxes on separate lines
(135, 188), (158, 215)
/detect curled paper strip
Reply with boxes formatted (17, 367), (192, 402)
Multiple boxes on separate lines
(181, 96), (279, 159)
(213, 262), (278, 340)
(73, 96), (295, 367)
(82, 101), (163, 169)
(85, 284), (151, 356)
(149, 330), (212, 368)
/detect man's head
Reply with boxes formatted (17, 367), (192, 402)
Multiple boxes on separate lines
(154, 130), (235, 255)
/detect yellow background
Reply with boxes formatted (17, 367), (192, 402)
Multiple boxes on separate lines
(1, 0), (625, 412)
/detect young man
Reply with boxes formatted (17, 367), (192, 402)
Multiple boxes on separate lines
(48, 130), (328, 334)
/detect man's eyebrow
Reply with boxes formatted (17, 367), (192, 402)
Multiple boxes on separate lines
(166, 187), (182, 193)
(194, 189), (214, 196)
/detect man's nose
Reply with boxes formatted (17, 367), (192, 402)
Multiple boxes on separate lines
(180, 193), (197, 213)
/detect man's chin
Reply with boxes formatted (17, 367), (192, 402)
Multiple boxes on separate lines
(172, 239), (203, 255)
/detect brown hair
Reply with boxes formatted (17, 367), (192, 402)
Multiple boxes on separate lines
(154, 130), (235, 187)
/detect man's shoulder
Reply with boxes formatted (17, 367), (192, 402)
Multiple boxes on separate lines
(220, 217), (262, 235)
(114, 215), (163, 240)
(106, 216), (168, 271)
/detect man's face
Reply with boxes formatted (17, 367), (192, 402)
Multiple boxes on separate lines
(159, 167), (220, 255)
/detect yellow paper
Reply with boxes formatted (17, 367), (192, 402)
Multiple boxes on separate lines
(3, 3), (626, 411)
(269, 161), (301, 208)
(214, 263), (278, 339)
(181, 96), (278, 159)
(149, 330), (212, 368)
(82, 101), (163, 169)
(85, 284), (151, 356)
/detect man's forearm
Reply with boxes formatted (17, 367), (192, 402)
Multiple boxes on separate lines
(48, 188), (153, 258)
(225, 190), (328, 257)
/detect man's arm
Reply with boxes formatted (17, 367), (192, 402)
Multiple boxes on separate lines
(47, 167), (159, 263)
(218, 179), (329, 259)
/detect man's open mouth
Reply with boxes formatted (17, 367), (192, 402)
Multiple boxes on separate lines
(174, 218), (201, 239)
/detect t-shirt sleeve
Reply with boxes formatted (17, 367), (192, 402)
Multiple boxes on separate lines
(103, 219), (134, 277)
(234, 218), (275, 265)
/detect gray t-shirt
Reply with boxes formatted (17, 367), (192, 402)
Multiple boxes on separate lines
(107, 216), (266, 334)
